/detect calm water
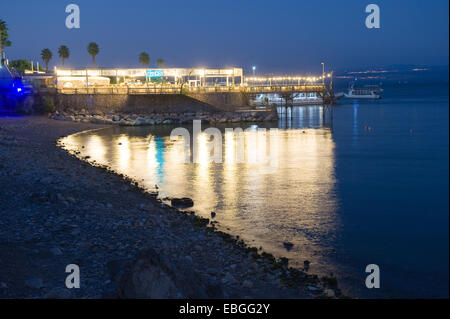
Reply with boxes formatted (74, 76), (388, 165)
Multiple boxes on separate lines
(60, 83), (449, 298)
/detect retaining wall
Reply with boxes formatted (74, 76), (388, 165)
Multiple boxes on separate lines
(52, 92), (250, 115)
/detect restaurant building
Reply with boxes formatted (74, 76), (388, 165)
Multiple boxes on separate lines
(53, 67), (244, 89)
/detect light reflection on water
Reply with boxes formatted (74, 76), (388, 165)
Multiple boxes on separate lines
(61, 106), (341, 278)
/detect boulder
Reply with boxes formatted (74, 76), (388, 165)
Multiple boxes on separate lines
(117, 249), (223, 298)
(242, 280), (253, 289)
(134, 117), (147, 126)
(171, 197), (194, 208)
(90, 116), (106, 124)
(25, 278), (44, 289)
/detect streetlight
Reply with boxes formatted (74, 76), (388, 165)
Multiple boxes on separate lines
(252, 66), (256, 76)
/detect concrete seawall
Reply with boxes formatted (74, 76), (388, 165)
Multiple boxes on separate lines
(54, 93), (230, 115)
(45, 92), (278, 125)
(184, 92), (249, 112)
(48, 91), (255, 114)
(43, 92), (278, 126)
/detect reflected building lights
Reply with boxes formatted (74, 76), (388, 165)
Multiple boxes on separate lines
(195, 132), (210, 166)
(193, 132), (216, 213)
(160, 136), (188, 197)
(353, 102), (359, 144)
(146, 136), (159, 184)
(116, 135), (131, 170)
(62, 119), (338, 272)
(224, 130), (236, 165)
(85, 135), (106, 163)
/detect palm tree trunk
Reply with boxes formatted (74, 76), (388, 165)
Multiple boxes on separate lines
(0, 30), (3, 63)
(93, 56), (96, 66)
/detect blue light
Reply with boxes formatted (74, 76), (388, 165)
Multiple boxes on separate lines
(1, 60), (31, 112)
(146, 70), (164, 78)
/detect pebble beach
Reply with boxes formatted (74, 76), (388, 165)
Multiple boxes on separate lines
(0, 116), (339, 298)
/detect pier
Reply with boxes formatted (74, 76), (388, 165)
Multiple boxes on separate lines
(41, 67), (333, 100)
(19, 67), (335, 115)
(52, 83), (327, 95)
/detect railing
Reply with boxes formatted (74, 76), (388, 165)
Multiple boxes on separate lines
(241, 85), (325, 93)
(56, 84), (326, 95)
(186, 86), (243, 93)
(58, 86), (182, 95)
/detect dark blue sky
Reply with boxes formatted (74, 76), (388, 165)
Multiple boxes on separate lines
(3, 0), (449, 73)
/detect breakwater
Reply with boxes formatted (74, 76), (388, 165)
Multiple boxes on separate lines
(40, 91), (277, 125)
(48, 108), (278, 126)
(52, 92), (248, 114)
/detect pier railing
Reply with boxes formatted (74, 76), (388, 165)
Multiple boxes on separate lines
(56, 84), (326, 95)
(58, 86), (181, 95)
(241, 85), (325, 94)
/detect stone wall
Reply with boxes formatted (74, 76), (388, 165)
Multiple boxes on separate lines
(53, 93), (228, 115)
(45, 91), (280, 125)
(185, 92), (249, 112)
(52, 92), (250, 115)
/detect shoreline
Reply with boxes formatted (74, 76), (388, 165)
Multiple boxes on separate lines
(0, 115), (341, 298)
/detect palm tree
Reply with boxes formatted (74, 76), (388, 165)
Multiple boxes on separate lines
(156, 58), (165, 68)
(87, 42), (99, 66)
(139, 52), (150, 67)
(0, 19), (12, 59)
(41, 48), (52, 72)
(58, 45), (70, 67)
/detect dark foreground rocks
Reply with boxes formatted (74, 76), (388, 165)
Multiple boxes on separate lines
(171, 198), (194, 209)
(0, 116), (340, 299)
(48, 109), (278, 126)
(118, 249), (223, 298)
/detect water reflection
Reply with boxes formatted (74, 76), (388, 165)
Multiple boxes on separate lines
(116, 135), (131, 170)
(85, 135), (106, 163)
(60, 105), (339, 274)
(353, 102), (359, 145)
(278, 105), (331, 129)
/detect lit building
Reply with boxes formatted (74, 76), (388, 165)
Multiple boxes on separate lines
(54, 67), (244, 88)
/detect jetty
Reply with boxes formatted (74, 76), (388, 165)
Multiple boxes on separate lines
(20, 67), (333, 112)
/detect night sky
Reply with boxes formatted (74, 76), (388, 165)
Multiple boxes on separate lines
(3, 0), (449, 73)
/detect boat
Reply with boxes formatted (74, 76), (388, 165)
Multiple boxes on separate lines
(364, 84), (383, 94)
(334, 92), (344, 99)
(343, 83), (382, 99)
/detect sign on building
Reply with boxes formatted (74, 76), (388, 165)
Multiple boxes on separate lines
(146, 70), (164, 78)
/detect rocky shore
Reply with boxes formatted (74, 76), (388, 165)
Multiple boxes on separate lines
(48, 109), (278, 126)
(0, 116), (341, 299)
